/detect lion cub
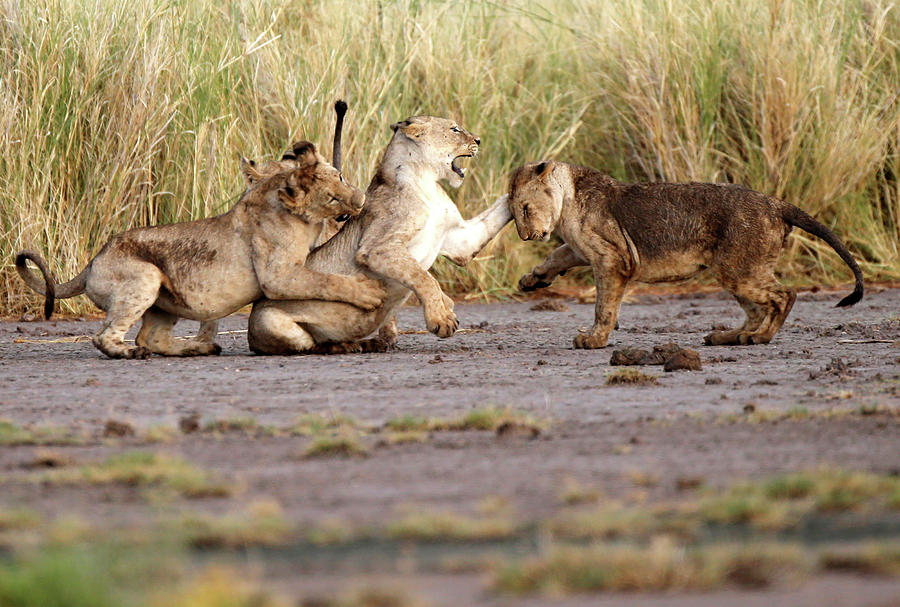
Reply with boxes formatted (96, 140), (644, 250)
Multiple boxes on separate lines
(16, 142), (384, 359)
(508, 161), (864, 348)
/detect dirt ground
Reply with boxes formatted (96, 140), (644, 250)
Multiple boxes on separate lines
(0, 287), (898, 605)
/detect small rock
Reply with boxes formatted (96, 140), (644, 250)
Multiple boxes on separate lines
(610, 347), (652, 366)
(649, 343), (683, 364)
(743, 403), (757, 413)
(428, 354), (443, 364)
(103, 419), (135, 438)
(179, 413), (200, 434)
(663, 349), (702, 371)
(705, 377), (722, 385)
(18, 313), (38, 322)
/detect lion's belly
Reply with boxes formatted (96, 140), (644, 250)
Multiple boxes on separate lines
(632, 250), (709, 283)
(156, 265), (261, 320)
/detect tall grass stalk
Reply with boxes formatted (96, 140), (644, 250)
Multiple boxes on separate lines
(2, 0), (897, 316)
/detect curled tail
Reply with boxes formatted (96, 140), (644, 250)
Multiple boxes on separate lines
(782, 206), (864, 307)
(15, 250), (88, 319)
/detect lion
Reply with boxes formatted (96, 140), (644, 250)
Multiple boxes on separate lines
(508, 160), (864, 348)
(244, 115), (513, 354)
(15, 142), (385, 359)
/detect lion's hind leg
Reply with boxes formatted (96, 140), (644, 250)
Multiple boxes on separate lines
(92, 292), (158, 360)
(247, 303), (316, 355)
(136, 309), (221, 356)
(705, 277), (796, 346)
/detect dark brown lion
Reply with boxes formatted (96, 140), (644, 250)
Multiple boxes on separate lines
(508, 161), (864, 348)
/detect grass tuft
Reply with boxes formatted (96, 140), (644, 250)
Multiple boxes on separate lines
(494, 539), (809, 594)
(606, 369), (658, 385)
(387, 509), (516, 542)
(303, 435), (369, 459)
(39, 452), (233, 498)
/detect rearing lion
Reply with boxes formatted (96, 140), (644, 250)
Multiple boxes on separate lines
(245, 115), (513, 354)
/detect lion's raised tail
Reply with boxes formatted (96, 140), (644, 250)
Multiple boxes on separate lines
(15, 250), (88, 319)
(781, 205), (864, 307)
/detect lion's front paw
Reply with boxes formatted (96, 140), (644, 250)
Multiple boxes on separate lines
(426, 305), (459, 339)
(573, 333), (608, 349)
(518, 273), (552, 292)
(349, 276), (387, 311)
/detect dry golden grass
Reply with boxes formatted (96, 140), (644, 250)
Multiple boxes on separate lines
(2, 0), (897, 316)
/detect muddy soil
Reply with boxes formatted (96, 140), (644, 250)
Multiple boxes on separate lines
(0, 288), (898, 605)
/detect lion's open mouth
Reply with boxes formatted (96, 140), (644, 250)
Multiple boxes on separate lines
(451, 154), (472, 178)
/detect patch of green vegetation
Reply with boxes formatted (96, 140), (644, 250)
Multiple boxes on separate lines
(819, 542), (900, 576)
(605, 369), (658, 386)
(299, 587), (428, 607)
(178, 500), (294, 549)
(290, 413), (362, 437)
(202, 416), (260, 434)
(715, 405), (900, 425)
(0, 508), (41, 531)
(387, 509), (516, 542)
(303, 435), (369, 459)
(494, 539), (810, 594)
(377, 431), (429, 446)
(548, 504), (697, 541)
(384, 415), (431, 432)
(39, 452), (233, 498)
(0, 420), (87, 446)
(384, 407), (544, 433)
(558, 478), (604, 506)
(0, 548), (122, 607)
(549, 469), (900, 541)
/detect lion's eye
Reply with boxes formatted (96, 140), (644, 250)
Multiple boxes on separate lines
(522, 204), (529, 218)
(451, 126), (460, 133)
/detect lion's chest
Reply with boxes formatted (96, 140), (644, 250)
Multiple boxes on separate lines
(405, 185), (458, 269)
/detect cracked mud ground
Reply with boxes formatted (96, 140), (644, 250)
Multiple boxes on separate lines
(1, 287), (898, 606)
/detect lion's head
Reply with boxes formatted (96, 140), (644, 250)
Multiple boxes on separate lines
(508, 160), (564, 241)
(241, 141), (364, 223)
(387, 116), (480, 188)
(240, 141), (364, 223)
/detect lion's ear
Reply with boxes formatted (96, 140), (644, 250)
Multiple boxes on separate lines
(240, 157), (264, 185)
(392, 120), (426, 139)
(276, 179), (307, 213)
(535, 161), (552, 177)
(281, 141), (318, 167)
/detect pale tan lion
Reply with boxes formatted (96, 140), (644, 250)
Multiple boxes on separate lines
(245, 116), (512, 354)
(508, 160), (864, 348)
(16, 142), (385, 359)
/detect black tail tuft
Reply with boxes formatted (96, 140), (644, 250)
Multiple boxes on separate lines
(782, 205), (864, 309)
(332, 99), (348, 172)
(835, 283), (863, 308)
(16, 251), (56, 320)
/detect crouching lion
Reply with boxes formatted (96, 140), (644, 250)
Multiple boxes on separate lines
(245, 115), (512, 354)
(508, 161), (864, 348)
(15, 142), (385, 359)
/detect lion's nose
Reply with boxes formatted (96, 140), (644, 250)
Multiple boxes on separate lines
(474, 137), (481, 145)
